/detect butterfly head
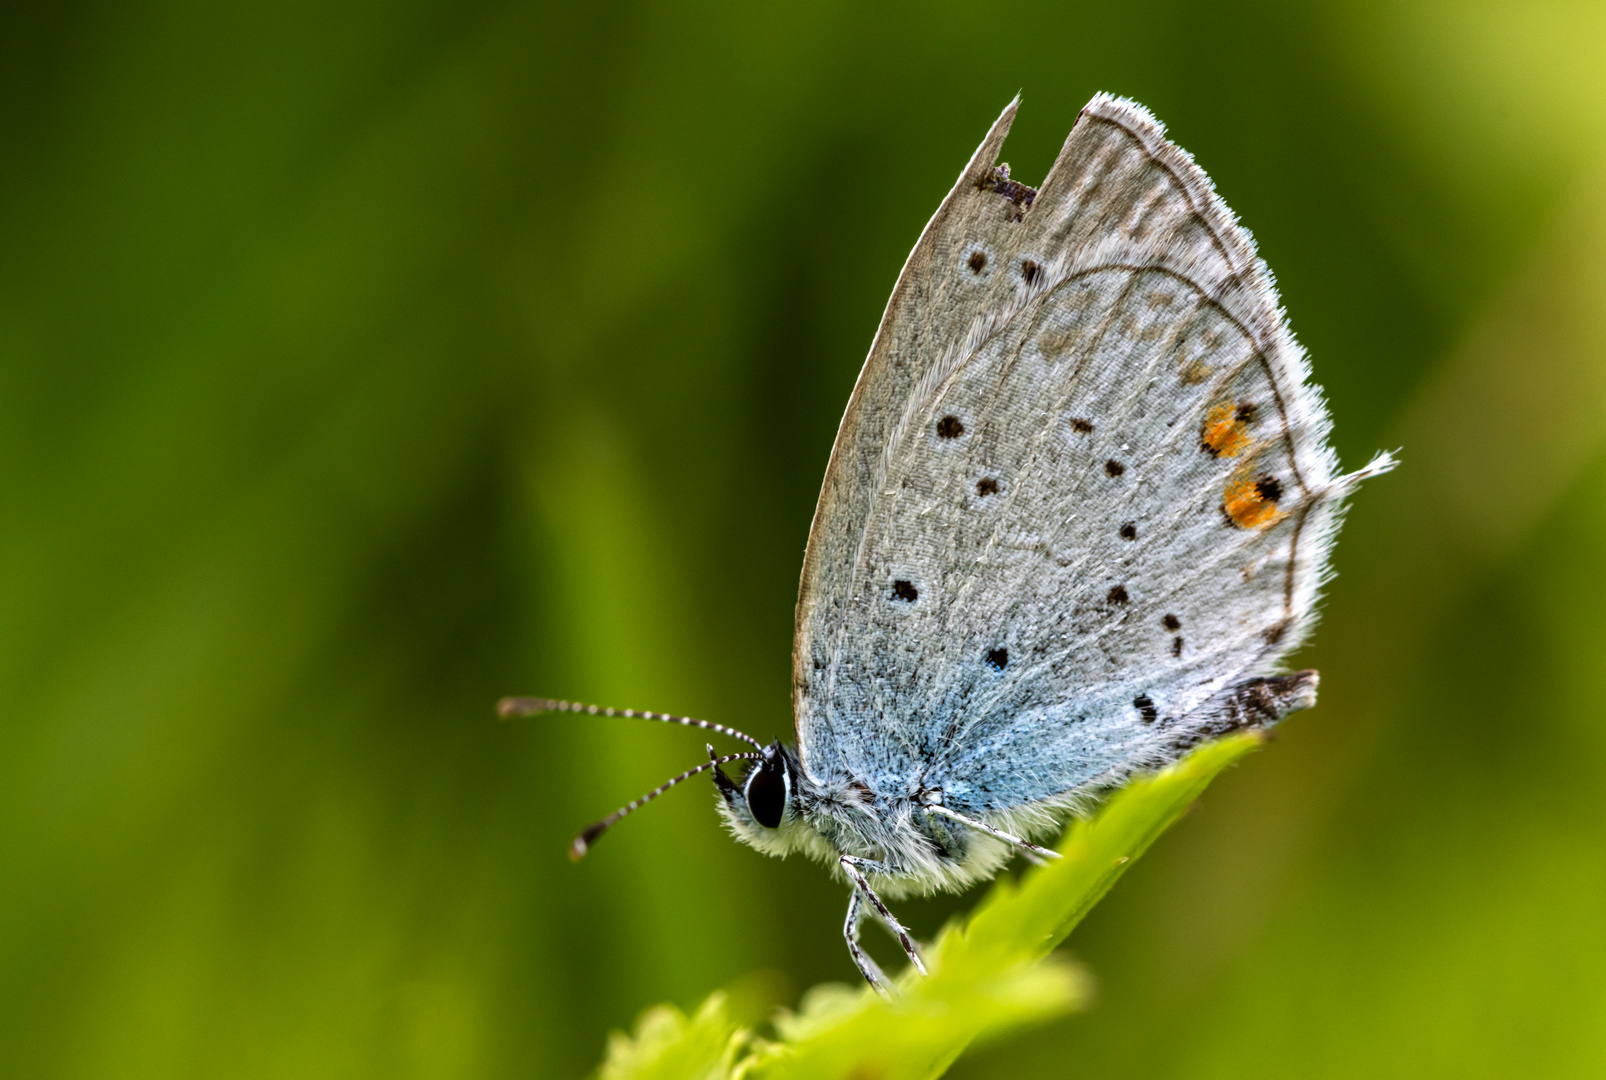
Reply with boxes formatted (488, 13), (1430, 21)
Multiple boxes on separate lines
(712, 740), (814, 856)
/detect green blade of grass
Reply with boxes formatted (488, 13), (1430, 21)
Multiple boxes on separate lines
(596, 732), (1265, 1080)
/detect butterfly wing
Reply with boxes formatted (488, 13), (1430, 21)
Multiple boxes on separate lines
(792, 95), (1392, 812)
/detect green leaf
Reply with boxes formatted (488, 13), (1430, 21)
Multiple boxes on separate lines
(597, 992), (750, 1080)
(596, 733), (1264, 1080)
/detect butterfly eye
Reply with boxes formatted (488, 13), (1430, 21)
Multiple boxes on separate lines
(745, 756), (787, 829)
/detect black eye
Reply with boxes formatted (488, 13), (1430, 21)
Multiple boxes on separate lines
(745, 758), (786, 829)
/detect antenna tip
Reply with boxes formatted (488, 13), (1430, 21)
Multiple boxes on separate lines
(570, 821), (607, 861)
(497, 696), (541, 719)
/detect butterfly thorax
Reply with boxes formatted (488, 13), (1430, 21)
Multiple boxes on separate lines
(714, 743), (1034, 899)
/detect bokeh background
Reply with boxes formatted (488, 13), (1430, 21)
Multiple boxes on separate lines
(3, 1), (1605, 1076)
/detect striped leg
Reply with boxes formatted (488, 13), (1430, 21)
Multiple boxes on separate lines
(839, 856), (927, 980)
(843, 888), (891, 998)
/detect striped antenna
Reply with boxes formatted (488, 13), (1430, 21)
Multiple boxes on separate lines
(568, 751), (760, 860)
(496, 696), (764, 752)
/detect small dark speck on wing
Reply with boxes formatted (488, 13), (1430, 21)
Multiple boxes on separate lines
(985, 164), (1037, 207)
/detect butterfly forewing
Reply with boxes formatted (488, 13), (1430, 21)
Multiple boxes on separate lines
(794, 96), (1360, 812)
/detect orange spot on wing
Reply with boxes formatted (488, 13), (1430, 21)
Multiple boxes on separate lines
(1200, 401), (1250, 457)
(1222, 474), (1286, 530)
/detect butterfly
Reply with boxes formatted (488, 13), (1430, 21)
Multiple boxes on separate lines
(501, 93), (1394, 993)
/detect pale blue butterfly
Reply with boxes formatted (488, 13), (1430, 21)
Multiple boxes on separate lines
(502, 93), (1394, 992)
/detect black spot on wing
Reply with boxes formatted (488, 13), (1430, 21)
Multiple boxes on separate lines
(1162, 614), (1181, 631)
(1119, 522), (1137, 541)
(976, 477), (999, 496)
(1134, 695), (1158, 724)
(1105, 459), (1125, 477)
(936, 415), (965, 439)
(1070, 418), (1094, 434)
(986, 647), (1008, 671)
(1021, 259), (1042, 286)
(1107, 585), (1128, 605)
(967, 250), (987, 273)
(891, 579), (918, 602)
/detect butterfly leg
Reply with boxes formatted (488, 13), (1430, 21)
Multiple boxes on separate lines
(924, 803), (1061, 865)
(843, 888), (892, 998)
(839, 855), (927, 978)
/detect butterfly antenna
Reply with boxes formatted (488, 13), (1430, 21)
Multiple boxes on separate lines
(568, 752), (760, 860)
(496, 696), (765, 752)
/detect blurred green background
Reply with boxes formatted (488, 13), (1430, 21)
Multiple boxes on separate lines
(3, 1), (1605, 1076)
